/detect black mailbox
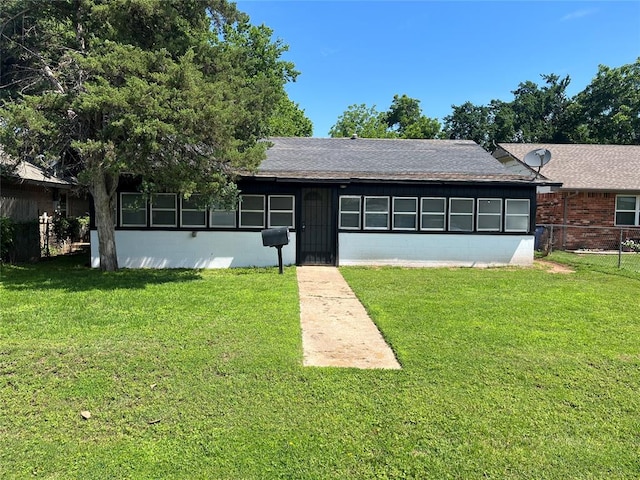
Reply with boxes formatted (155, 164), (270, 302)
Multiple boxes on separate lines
(261, 227), (289, 274)
(261, 227), (290, 247)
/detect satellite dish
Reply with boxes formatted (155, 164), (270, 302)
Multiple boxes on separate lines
(523, 148), (551, 168)
(523, 148), (551, 180)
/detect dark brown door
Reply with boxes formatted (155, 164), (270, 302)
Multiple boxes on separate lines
(299, 188), (335, 265)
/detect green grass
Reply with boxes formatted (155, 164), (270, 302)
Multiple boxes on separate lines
(1, 255), (639, 479)
(545, 250), (640, 277)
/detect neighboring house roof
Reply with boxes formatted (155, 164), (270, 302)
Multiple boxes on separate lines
(494, 143), (640, 191)
(1, 148), (75, 188)
(252, 137), (542, 184)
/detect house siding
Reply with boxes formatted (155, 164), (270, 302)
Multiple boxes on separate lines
(339, 233), (533, 267)
(97, 179), (537, 268)
(536, 190), (637, 249)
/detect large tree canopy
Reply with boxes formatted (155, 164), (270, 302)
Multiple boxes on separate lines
(570, 61), (640, 144)
(443, 58), (640, 150)
(329, 94), (441, 139)
(0, 0), (299, 270)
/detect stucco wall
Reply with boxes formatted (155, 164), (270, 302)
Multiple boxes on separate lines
(91, 230), (535, 269)
(90, 230), (296, 269)
(338, 233), (534, 267)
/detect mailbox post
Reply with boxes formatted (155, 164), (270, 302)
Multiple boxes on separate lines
(261, 227), (290, 274)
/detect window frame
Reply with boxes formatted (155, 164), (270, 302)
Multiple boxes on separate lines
(210, 205), (237, 228)
(120, 192), (147, 227)
(420, 197), (446, 231)
(448, 197), (474, 232)
(268, 195), (295, 228)
(615, 195), (640, 226)
(180, 195), (207, 228)
(392, 197), (418, 231)
(339, 195), (361, 230)
(363, 196), (390, 231)
(477, 198), (503, 232)
(504, 199), (531, 233)
(150, 193), (177, 227)
(239, 194), (265, 229)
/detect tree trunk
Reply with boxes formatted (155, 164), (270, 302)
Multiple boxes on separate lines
(90, 169), (119, 271)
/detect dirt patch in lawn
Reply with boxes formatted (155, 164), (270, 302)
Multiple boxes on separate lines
(535, 259), (575, 274)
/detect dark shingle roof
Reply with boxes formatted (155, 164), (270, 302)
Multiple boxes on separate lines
(1, 147), (75, 188)
(253, 137), (535, 184)
(496, 143), (640, 191)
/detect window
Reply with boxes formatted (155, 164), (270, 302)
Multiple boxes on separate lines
(151, 194), (177, 227)
(477, 198), (502, 231)
(615, 195), (640, 226)
(364, 196), (390, 230)
(421, 197), (446, 231)
(505, 199), (530, 232)
(269, 195), (295, 228)
(239, 195), (265, 228)
(181, 195), (207, 227)
(121, 193), (147, 227)
(449, 198), (474, 231)
(393, 197), (418, 230)
(210, 205), (236, 228)
(339, 196), (361, 229)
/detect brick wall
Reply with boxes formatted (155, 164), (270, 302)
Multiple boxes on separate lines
(536, 191), (627, 249)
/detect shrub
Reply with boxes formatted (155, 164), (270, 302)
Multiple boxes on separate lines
(52, 215), (90, 242)
(1, 216), (15, 263)
(621, 239), (640, 253)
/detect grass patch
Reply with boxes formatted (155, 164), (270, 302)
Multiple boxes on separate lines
(545, 250), (640, 278)
(1, 254), (639, 478)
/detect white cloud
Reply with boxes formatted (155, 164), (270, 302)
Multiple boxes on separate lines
(561, 8), (598, 21)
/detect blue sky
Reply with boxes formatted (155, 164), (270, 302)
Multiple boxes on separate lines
(235, 1), (640, 137)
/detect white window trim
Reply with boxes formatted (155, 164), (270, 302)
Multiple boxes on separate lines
(448, 197), (474, 232)
(180, 196), (207, 228)
(420, 197), (446, 231)
(339, 195), (361, 230)
(268, 195), (295, 228)
(615, 195), (640, 226)
(364, 196), (390, 230)
(504, 199), (530, 233)
(239, 194), (265, 228)
(210, 207), (237, 228)
(150, 193), (177, 227)
(477, 198), (502, 232)
(392, 197), (418, 231)
(120, 192), (147, 227)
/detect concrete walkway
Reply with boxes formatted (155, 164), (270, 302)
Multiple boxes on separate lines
(297, 266), (401, 369)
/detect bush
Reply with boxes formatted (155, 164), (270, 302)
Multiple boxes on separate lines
(621, 239), (640, 253)
(52, 215), (90, 242)
(1, 216), (15, 262)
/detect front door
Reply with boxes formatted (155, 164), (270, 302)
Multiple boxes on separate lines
(298, 188), (335, 265)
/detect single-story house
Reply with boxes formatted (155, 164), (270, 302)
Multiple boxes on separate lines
(91, 137), (551, 269)
(493, 143), (640, 249)
(1, 149), (88, 221)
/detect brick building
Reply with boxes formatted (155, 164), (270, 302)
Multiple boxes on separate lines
(493, 143), (640, 250)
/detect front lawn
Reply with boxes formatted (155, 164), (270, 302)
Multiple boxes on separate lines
(1, 256), (639, 479)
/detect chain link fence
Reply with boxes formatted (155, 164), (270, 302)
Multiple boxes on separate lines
(535, 224), (640, 272)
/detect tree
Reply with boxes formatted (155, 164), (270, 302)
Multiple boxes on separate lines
(510, 74), (572, 143)
(444, 74), (572, 150)
(384, 94), (440, 139)
(571, 58), (640, 144)
(0, 0), (297, 271)
(268, 97), (313, 137)
(328, 104), (391, 138)
(442, 101), (492, 149)
(329, 95), (440, 139)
